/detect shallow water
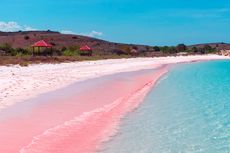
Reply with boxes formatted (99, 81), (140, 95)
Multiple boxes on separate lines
(101, 60), (230, 153)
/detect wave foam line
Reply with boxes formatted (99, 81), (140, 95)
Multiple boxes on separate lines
(20, 67), (168, 153)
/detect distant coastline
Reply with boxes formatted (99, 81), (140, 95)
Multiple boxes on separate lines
(0, 30), (229, 66)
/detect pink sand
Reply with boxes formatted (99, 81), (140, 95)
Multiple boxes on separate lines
(1, 55), (228, 111)
(0, 66), (167, 153)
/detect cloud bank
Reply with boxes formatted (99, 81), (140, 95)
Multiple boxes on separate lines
(0, 21), (37, 32)
(0, 21), (103, 38)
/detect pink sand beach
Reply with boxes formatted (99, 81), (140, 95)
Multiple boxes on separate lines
(0, 55), (229, 153)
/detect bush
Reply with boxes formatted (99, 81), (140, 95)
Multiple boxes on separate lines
(112, 49), (127, 55)
(176, 44), (187, 52)
(160, 46), (170, 54)
(0, 43), (14, 55)
(203, 45), (215, 53)
(19, 61), (29, 67)
(153, 46), (160, 52)
(119, 45), (131, 54)
(16, 48), (30, 55)
(41, 48), (53, 56)
(24, 35), (30, 40)
(63, 50), (78, 56)
(50, 42), (56, 46)
(68, 45), (80, 52)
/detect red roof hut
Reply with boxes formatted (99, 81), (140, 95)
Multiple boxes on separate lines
(79, 45), (92, 56)
(32, 40), (53, 48)
(31, 40), (53, 55)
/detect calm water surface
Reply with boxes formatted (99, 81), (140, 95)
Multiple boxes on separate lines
(101, 60), (230, 153)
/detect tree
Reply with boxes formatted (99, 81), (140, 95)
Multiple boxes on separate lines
(168, 46), (177, 54)
(176, 44), (187, 52)
(203, 45), (215, 53)
(153, 46), (160, 52)
(160, 46), (170, 54)
(191, 47), (198, 53)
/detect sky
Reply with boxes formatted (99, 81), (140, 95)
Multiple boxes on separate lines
(0, 0), (230, 46)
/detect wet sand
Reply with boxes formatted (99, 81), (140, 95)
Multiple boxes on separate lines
(0, 66), (167, 153)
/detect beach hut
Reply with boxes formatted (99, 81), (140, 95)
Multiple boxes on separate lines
(31, 40), (53, 55)
(80, 45), (92, 56)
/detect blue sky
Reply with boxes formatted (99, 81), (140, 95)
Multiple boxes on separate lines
(0, 0), (230, 46)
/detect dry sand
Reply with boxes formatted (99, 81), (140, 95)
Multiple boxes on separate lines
(0, 55), (229, 111)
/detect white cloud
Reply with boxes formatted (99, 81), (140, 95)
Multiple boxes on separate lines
(24, 26), (37, 31)
(0, 21), (37, 32)
(85, 30), (103, 37)
(61, 30), (103, 38)
(60, 30), (76, 34)
(0, 21), (21, 32)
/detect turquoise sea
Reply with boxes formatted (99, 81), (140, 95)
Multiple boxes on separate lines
(101, 60), (230, 153)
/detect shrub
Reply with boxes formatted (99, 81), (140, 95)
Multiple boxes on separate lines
(176, 44), (187, 52)
(24, 35), (30, 40)
(50, 42), (56, 46)
(119, 45), (131, 54)
(191, 47), (198, 53)
(63, 50), (78, 56)
(41, 48), (53, 56)
(112, 49), (127, 55)
(0, 43), (14, 55)
(68, 45), (80, 52)
(160, 46), (170, 54)
(61, 47), (67, 52)
(15, 48), (30, 55)
(19, 62), (29, 67)
(203, 45), (215, 53)
(153, 46), (160, 52)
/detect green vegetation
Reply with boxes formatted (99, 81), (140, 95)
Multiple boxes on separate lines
(0, 42), (219, 66)
(153, 46), (160, 52)
(151, 44), (217, 55)
(63, 45), (80, 56)
(63, 50), (78, 56)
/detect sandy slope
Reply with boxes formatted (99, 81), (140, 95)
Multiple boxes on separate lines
(0, 55), (228, 111)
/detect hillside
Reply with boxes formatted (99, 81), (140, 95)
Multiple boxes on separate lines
(0, 31), (150, 54)
(189, 42), (230, 51)
(0, 30), (229, 57)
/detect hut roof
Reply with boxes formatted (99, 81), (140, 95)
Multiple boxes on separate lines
(80, 45), (92, 51)
(32, 40), (52, 47)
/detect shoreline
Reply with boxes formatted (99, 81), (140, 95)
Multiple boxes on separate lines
(0, 56), (229, 152)
(20, 66), (168, 153)
(0, 55), (229, 112)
